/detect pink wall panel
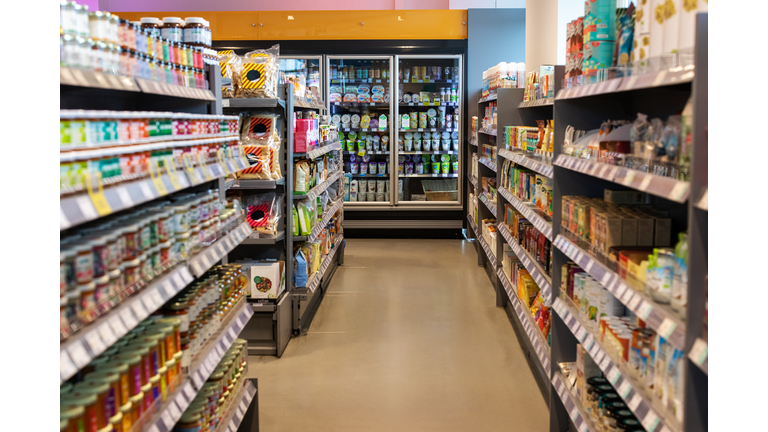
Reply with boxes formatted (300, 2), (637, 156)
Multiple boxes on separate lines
(99, 0), (450, 12)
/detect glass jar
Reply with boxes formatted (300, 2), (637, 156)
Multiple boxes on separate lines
(61, 393), (99, 432)
(161, 17), (184, 43)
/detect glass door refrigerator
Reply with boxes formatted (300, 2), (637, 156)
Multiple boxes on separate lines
(278, 56), (324, 102)
(327, 56), (395, 206)
(394, 55), (463, 206)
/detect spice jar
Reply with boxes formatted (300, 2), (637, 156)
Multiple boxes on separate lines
(129, 392), (144, 423)
(74, 381), (113, 430)
(84, 371), (122, 418)
(60, 404), (86, 432)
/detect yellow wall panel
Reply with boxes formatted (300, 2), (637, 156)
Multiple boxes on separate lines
(113, 10), (467, 40)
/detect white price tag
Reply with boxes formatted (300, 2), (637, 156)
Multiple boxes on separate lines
(183, 382), (196, 399)
(229, 420), (238, 431)
(652, 70), (668, 86)
(172, 273), (184, 288)
(150, 290), (165, 308)
(575, 327), (587, 342)
(228, 328), (238, 340)
(637, 301), (653, 320)
(108, 315), (127, 336)
(237, 314), (246, 328)
(578, 421), (589, 432)
(131, 301), (149, 320)
(599, 355), (611, 370)
(192, 372), (204, 389)
(589, 343), (601, 358)
(98, 324), (117, 346)
(608, 166), (619, 179)
(618, 380), (632, 398)
(583, 260), (593, 272)
(119, 309), (138, 329)
(239, 399), (248, 413)
(657, 318), (677, 339)
(642, 410), (660, 430)
(583, 335), (595, 351)
(628, 393), (642, 410)
(142, 294), (158, 311)
(625, 75), (639, 90)
(569, 405), (580, 421)
(607, 366), (621, 384)
(627, 295), (642, 311)
(669, 181), (689, 201)
(160, 281), (174, 297)
(615, 283), (627, 299)
(160, 411), (175, 429)
(600, 272), (613, 287)
(638, 175), (653, 191)
(116, 187), (134, 207)
(147, 425), (161, 432)
(689, 339), (708, 366)
(621, 289), (634, 304)
(621, 171), (636, 186)
(139, 182), (155, 199)
(60, 350), (78, 378)
(68, 340), (91, 368)
(84, 330), (107, 354)
(75, 195), (98, 220)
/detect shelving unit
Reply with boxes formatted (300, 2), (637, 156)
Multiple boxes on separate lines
(225, 87), (345, 357)
(465, 17), (707, 432)
(60, 53), (263, 430)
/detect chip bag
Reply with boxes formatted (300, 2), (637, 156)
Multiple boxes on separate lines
(234, 44), (280, 98)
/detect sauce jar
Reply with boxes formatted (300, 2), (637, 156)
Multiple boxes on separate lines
(79, 281), (97, 312)
(140, 17), (162, 38)
(107, 354), (143, 397)
(93, 275), (110, 305)
(109, 412), (123, 432)
(61, 393), (99, 432)
(123, 259), (140, 287)
(74, 381), (112, 430)
(119, 400), (132, 430)
(60, 404), (86, 432)
(84, 371), (122, 417)
(108, 268), (122, 298)
(129, 392), (144, 423)
(75, 243), (94, 284)
(122, 224), (139, 260)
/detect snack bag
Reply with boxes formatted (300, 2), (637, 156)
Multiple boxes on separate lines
(234, 44), (280, 98)
(219, 50), (238, 98)
(239, 113), (282, 179)
(245, 193), (281, 236)
(294, 160), (311, 193)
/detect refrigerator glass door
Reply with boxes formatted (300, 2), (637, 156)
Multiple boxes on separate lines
(328, 56), (394, 206)
(279, 56), (324, 103)
(395, 55), (462, 205)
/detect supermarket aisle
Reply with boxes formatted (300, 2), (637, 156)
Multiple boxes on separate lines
(248, 239), (549, 432)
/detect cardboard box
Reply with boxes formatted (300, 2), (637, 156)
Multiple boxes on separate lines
(246, 260), (285, 300)
(604, 189), (646, 205)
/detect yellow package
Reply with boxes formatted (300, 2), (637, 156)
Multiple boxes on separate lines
(234, 45), (280, 98)
(308, 242), (321, 275)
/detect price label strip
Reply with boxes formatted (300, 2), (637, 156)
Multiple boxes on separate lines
(84, 172), (112, 216)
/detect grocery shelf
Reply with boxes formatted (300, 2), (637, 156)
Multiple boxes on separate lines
(295, 199), (343, 243)
(145, 299), (253, 432)
(553, 298), (681, 432)
(400, 151), (458, 155)
(554, 155), (690, 203)
(229, 177), (285, 190)
(467, 174), (478, 190)
(135, 79), (217, 101)
(518, 98), (554, 108)
(332, 101), (388, 107)
(306, 235), (344, 293)
(399, 79), (458, 84)
(498, 223), (552, 301)
(339, 127), (389, 133)
(688, 338), (709, 376)
(59, 264), (195, 384)
(223, 98), (286, 109)
(399, 173), (458, 178)
(553, 234), (686, 350)
(343, 151), (390, 155)
(497, 267), (551, 374)
(498, 148), (554, 178)
(293, 169), (343, 201)
(555, 66), (694, 100)
(498, 187), (553, 240)
(399, 102), (459, 107)
(292, 99), (326, 110)
(60, 156), (250, 231)
(350, 173), (389, 178)
(241, 230), (285, 245)
(398, 127), (458, 133)
(60, 67), (140, 92)
(331, 78), (390, 84)
(695, 187), (708, 211)
(294, 140), (342, 159)
(478, 128), (497, 136)
(478, 94), (497, 103)
(214, 380), (257, 432)
(551, 371), (598, 432)
(189, 222), (252, 276)
(468, 214), (497, 269)
(478, 156), (497, 172)
(479, 192), (497, 217)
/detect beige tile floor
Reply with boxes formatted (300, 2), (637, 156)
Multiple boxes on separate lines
(247, 239), (549, 432)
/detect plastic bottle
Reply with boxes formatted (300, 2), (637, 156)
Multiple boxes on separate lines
(516, 62), (525, 88)
(508, 62), (518, 88)
(451, 88), (457, 103)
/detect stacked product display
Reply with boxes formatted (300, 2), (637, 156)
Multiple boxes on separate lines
(523, 65), (557, 102)
(481, 61), (525, 99)
(219, 45), (280, 99)
(61, 1), (217, 89)
(564, 0), (708, 87)
(280, 57), (324, 106)
(466, 12), (707, 432)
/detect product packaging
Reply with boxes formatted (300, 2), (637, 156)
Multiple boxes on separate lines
(233, 44), (280, 98)
(247, 260), (285, 299)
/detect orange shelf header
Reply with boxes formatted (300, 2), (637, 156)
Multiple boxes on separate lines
(115, 10), (468, 40)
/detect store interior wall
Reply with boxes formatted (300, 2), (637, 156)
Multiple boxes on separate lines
(466, 8), (526, 122)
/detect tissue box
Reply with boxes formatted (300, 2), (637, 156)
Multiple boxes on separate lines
(247, 261), (285, 299)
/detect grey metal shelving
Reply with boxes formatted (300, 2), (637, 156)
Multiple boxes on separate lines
(466, 15), (707, 432)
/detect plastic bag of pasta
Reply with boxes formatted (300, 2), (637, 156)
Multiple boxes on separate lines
(218, 50), (239, 98)
(235, 44), (280, 98)
(238, 113), (282, 180)
(245, 192), (282, 237)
